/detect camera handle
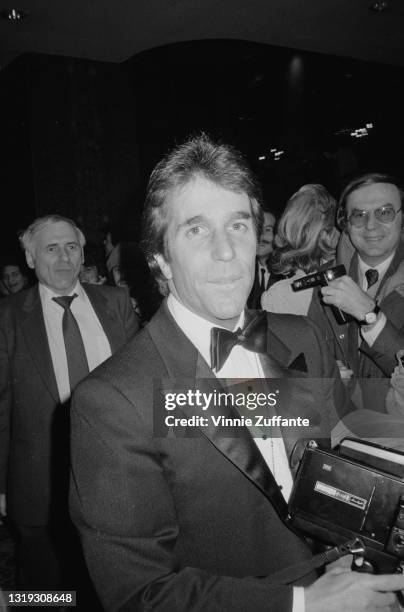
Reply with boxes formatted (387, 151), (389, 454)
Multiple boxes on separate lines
(352, 554), (375, 573)
(352, 554), (404, 606)
(264, 537), (365, 585)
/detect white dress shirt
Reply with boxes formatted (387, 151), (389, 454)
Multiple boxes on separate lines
(40, 281), (112, 403)
(167, 294), (304, 611)
(167, 293), (294, 498)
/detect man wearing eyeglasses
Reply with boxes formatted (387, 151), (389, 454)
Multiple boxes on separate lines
(321, 173), (404, 412)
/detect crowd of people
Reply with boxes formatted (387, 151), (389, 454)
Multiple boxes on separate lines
(1, 133), (404, 611)
(256, 173), (404, 414)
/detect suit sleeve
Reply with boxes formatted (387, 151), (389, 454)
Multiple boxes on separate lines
(360, 289), (404, 375)
(0, 314), (11, 494)
(117, 287), (139, 339)
(297, 313), (353, 416)
(300, 316), (355, 435)
(70, 377), (294, 612)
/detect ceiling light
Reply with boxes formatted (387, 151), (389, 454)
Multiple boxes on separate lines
(1, 8), (26, 21)
(370, 1), (388, 12)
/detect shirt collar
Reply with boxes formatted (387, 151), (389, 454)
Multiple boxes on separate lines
(358, 251), (395, 280)
(39, 280), (83, 303)
(167, 293), (244, 367)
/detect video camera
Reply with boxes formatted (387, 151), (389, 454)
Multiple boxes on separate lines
(291, 264), (352, 324)
(288, 439), (404, 575)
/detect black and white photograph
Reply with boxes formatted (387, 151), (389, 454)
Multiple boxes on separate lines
(1, 1), (404, 610)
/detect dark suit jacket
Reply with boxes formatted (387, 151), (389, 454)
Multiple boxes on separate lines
(0, 282), (138, 525)
(247, 259), (283, 310)
(337, 242), (404, 411)
(70, 302), (350, 612)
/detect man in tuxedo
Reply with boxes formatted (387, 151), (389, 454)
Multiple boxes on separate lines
(70, 137), (403, 612)
(0, 215), (138, 594)
(247, 209), (276, 309)
(321, 173), (404, 412)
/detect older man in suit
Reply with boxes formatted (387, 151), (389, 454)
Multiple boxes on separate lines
(70, 137), (403, 612)
(322, 173), (404, 412)
(0, 215), (138, 596)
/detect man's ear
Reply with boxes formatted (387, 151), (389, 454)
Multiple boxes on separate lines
(25, 250), (35, 270)
(154, 254), (173, 280)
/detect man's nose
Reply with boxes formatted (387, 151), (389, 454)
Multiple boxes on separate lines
(211, 229), (235, 261)
(60, 248), (71, 262)
(365, 210), (377, 230)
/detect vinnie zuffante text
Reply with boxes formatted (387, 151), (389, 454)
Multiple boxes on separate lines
(163, 389), (310, 429)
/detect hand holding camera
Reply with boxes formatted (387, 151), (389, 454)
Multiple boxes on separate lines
(305, 566), (403, 612)
(292, 264), (380, 325)
(319, 269), (377, 324)
(291, 264), (355, 324)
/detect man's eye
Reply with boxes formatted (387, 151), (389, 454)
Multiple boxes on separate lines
(186, 226), (205, 237)
(231, 222), (248, 231)
(68, 244), (79, 250)
(351, 210), (365, 219)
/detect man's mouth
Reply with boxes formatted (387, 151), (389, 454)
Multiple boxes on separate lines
(364, 236), (384, 242)
(208, 276), (242, 285)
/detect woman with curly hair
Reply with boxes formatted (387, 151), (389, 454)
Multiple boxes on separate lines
(261, 183), (339, 315)
(261, 184), (353, 380)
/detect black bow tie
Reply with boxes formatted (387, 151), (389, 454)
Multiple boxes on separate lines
(210, 312), (268, 372)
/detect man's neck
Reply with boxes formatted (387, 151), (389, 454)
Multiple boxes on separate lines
(166, 294), (244, 368)
(358, 251), (395, 271)
(39, 280), (81, 299)
(257, 255), (269, 268)
(358, 249), (397, 268)
(167, 290), (243, 331)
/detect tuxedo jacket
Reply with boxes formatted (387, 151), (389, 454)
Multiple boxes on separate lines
(337, 242), (404, 411)
(70, 302), (350, 612)
(0, 282), (138, 525)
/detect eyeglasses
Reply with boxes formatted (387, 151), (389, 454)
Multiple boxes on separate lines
(347, 205), (402, 228)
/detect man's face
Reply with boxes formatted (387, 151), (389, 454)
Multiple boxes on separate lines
(26, 221), (84, 295)
(80, 264), (99, 284)
(346, 182), (402, 266)
(156, 177), (257, 330)
(256, 211), (275, 259)
(2, 265), (26, 294)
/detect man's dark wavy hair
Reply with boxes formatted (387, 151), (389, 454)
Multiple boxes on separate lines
(141, 133), (263, 295)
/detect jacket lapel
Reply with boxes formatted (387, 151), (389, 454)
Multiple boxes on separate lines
(376, 242), (404, 301)
(84, 284), (123, 353)
(20, 286), (60, 403)
(260, 322), (318, 468)
(149, 304), (290, 518)
(191, 355), (288, 519)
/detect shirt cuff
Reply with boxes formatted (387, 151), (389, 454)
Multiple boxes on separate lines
(293, 587), (305, 612)
(360, 312), (387, 347)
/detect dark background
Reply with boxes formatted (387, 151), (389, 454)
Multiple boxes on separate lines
(1, 39), (403, 256)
